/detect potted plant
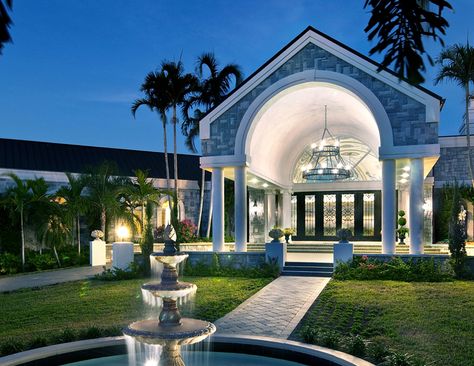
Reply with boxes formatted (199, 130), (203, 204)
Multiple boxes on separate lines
(283, 228), (295, 243)
(397, 210), (409, 244)
(336, 228), (352, 243)
(268, 227), (284, 243)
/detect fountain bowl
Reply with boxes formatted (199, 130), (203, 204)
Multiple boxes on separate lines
(151, 252), (188, 266)
(142, 281), (197, 299)
(123, 318), (216, 346)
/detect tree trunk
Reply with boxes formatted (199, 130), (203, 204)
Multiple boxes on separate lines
(206, 178), (213, 238)
(53, 245), (61, 267)
(77, 215), (81, 255)
(20, 206), (25, 270)
(101, 209), (106, 237)
(172, 105), (179, 223)
(465, 85), (474, 187)
(161, 114), (171, 194)
(196, 168), (205, 236)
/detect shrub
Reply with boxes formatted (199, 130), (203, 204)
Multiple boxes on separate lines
(26, 251), (58, 271)
(183, 253), (279, 278)
(334, 256), (453, 282)
(0, 252), (21, 274)
(177, 220), (197, 243)
(0, 338), (24, 355)
(94, 262), (143, 281)
(301, 326), (427, 366)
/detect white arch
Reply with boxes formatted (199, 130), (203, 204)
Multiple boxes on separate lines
(234, 70), (394, 158)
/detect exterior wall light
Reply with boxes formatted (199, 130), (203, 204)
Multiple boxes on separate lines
(116, 225), (129, 242)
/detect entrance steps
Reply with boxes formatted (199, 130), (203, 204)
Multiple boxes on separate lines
(247, 242), (449, 255)
(281, 261), (334, 277)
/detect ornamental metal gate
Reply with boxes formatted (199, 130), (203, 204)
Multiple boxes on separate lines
(292, 191), (381, 241)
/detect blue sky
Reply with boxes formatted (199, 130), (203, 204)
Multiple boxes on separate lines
(0, 0), (473, 154)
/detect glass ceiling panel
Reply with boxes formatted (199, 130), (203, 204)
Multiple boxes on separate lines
(293, 137), (381, 183)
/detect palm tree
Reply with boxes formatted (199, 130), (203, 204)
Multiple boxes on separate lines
(132, 71), (171, 197)
(0, 0), (13, 55)
(435, 43), (474, 186)
(56, 173), (88, 254)
(123, 169), (162, 275)
(160, 60), (199, 223)
(2, 173), (31, 269)
(364, 0), (452, 84)
(182, 52), (242, 236)
(84, 162), (129, 240)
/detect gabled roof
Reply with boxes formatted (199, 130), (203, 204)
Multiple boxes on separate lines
(201, 25), (443, 123)
(0, 138), (209, 181)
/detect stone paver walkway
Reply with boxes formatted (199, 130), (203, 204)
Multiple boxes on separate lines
(214, 276), (330, 339)
(0, 266), (104, 292)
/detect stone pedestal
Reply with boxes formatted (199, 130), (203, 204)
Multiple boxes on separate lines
(333, 243), (354, 264)
(265, 241), (287, 270)
(112, 242), (134, 270)
(89, 239), (106, 266)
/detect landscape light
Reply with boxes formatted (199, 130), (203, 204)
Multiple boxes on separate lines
(116, 225), (129, 242)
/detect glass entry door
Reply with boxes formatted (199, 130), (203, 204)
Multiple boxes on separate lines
(292, 191), (381, 241)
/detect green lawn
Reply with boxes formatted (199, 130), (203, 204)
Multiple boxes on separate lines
(0, 277), (271, 348)
(292, 280), (474, 366)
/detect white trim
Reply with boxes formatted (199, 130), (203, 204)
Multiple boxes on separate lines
(200, 29), (440, 139)
(200, 155), (249, 168)
(0, 168), (200, 190)
(292, 181), (382, 192)
(439, 135), (474, 148)
(379, 144), (440, 160)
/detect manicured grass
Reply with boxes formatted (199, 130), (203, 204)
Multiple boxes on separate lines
(292, 280), (474, 366)
(0, 276), (271, 345)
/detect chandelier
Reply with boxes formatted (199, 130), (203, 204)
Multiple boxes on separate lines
(302, 106), (351, 181)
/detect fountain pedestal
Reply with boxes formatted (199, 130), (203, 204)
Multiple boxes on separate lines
(123, 226), (216, 366)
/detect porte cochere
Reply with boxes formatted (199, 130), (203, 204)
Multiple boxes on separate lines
(199, 26), (442, 254)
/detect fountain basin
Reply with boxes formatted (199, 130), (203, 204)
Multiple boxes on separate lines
(123, 318), (216, 346)
(142, 281), (197, 299)
(151, 253), (188, 265)
(0, 335), (375, 366)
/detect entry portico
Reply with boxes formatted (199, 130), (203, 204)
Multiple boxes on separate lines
(200, 26), (442, 255)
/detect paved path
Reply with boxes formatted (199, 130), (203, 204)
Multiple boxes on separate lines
(0, 266), (104, 292)
(215, 276), (330, 339)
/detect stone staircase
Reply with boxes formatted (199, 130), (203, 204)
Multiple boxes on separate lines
(281, 261), (334, 277)
(247, 242), (449, 255)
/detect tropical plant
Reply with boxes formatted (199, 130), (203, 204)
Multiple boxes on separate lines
(83, 162), (133, 241)
(448, 182), (467, 277)
(160, 60), (199, 226)
(182, 52), (242, 236)
(0, 0), (13, 55)
(364, 0), (452, 84)
(132, 70), (171, 197)
(122, 169), (162, 276)
(55, 173), (88, 254)
(2, 173), (32, 269)
(435, 43), (474, 186)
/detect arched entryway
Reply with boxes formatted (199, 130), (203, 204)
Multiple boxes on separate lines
(199, 27), (441, 255)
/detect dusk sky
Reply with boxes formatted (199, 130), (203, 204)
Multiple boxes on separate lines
(1, 0), (473, 154)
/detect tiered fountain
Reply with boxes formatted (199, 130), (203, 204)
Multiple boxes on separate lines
(123, 225), (216, 366)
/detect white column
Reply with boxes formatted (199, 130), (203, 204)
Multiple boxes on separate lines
(234, 166), (247, 252)
(382, 159), (396, 254)
(409, 158), (424, 254)
(264, 191), (276, 241)
(212, 167), (225, 252)
(281, 190), (292, 229)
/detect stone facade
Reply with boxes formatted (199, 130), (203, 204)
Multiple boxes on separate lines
(202, 42), (436, 157)
(433, 145), (474, 184)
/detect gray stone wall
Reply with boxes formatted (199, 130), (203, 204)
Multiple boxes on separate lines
(203, 43), (436, 157)
(433, 146), (474, 183)
(186, 251), (266, 269)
